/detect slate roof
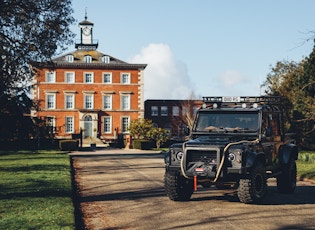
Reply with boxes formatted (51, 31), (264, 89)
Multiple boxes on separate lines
(51, 49), (147, 70)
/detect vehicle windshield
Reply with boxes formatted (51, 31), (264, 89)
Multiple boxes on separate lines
(194, 112), (259, 132)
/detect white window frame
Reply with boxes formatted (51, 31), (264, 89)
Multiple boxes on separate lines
(46, 93), (56, 109)
(121, 73), (130, 84)
(103, 72), (112, 84)
(101, 56), (110, 63)
(66, 55), (74, 62)
(121, 116), (130, 133)
(65, 94), (74, 109)
(151, 106), (158, 116)
(84, 72), (94, 83)
(103, 116), (112, 134)
(121, 94), (130, 110)
(84, 55), (92, 63)
(172, 106), (180, 116)
(161, 106), (168, 116)
(46, 71), (56, 83)
(103, 95), (112, 110)
(65, 72), (75, 83)
(84, 94), (94, 109)
(65, 116), (74, 133)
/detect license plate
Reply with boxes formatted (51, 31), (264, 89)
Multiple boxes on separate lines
(222, 96), (241, 102)
(195, 168), (204, 172)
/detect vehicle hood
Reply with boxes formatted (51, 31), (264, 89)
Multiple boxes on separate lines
(184, 136), (230, 148)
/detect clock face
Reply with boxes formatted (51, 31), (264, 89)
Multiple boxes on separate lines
(82, 27), (91, 36)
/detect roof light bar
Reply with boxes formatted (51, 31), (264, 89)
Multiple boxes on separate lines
(202, 96), (282, 105)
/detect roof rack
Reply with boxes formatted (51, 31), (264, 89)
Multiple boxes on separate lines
(202, 96), (282, 105)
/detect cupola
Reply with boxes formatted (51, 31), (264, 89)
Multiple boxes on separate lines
(75, 12), (98, 50)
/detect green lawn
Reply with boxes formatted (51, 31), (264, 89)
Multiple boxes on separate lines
(0, 150), (74, 230)
(297, 151), (315, 181)
(297, 161), (315, 181)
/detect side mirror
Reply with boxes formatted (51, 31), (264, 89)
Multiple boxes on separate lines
(184, 126), (190, 136)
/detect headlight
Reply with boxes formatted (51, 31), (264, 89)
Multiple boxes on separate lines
(176, 151), (183, 161)
(228, 149), (242, 163)
(228, 153), (235, 161)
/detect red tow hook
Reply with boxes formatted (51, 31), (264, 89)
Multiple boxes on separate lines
(194, 175), (197, 191)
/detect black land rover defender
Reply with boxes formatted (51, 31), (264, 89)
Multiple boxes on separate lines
(164, 96), (298, 204)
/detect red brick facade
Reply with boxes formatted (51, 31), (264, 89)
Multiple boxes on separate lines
(32, 18), (146, 141)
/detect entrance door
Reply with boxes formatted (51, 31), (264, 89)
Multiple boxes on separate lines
(84, 115), (93, 138)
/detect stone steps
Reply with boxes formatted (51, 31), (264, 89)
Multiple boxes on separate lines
(81, 137), (108, 148)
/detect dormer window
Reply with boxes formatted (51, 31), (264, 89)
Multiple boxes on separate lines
(101, 56), (110, 63)
(66, 55), (74, 62)
(84, 55), (92, 63)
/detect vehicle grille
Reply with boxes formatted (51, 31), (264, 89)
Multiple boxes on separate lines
(186, 149), (219, 163)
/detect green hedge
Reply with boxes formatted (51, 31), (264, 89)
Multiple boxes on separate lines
(59, 140), (79, 151)
(132, 140), (155, 150)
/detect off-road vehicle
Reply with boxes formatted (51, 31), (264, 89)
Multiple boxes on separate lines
(164, 96), (298, 204)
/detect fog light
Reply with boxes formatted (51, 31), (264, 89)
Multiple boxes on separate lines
(176, 151), (183, 161)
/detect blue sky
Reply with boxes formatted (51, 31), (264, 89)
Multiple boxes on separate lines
(69, 0), (315, 99)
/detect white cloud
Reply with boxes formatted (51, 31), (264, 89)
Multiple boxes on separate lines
(129, 43), (194, 99)
(219, 70), (247, 87)
(210, 70), (260, 96)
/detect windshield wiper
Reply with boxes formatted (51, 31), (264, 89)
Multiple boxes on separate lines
(203, 126), (226, 133)
(225, 127), (258, 133)
(197, 126), (257, 133)
(204, 126), (220, 131)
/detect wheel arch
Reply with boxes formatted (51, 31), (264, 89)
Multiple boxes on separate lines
(164, 149), (171, 165)
(245, 150), (266, 169)
(279, 143), (298, 165)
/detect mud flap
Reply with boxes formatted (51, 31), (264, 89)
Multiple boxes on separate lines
(194, 175), (197, 191)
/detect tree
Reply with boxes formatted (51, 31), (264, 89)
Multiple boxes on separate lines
(128, 119), (154, 139)
(0, 0), (75, 141)
(148, 127), (170, 149)
(264, 41), (315, 148)
(181, 92), (200, 129)
(264, 60), (303, 118)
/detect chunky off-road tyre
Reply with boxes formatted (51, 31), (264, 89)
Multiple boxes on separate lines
(237, 162), (267, 204)
(164, 171), (193, 201)
(277, 159), (297, 194)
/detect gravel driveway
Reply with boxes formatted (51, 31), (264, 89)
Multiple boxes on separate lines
(70, 148), (315, 230)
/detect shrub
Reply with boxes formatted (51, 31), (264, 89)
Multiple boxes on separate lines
(298, 151), (315, 163)
(129, 118), (153, 139)
(148, 127), (170, 149)
(133, 140), (155, 150)
(59, 140), (79, 151)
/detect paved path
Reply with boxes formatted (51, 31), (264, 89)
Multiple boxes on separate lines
(70, 148), (315, 230)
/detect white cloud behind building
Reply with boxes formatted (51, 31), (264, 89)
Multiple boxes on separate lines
(129, 43), (195, 100)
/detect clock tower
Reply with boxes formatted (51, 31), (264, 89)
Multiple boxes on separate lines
(75, 13), (98, 50)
